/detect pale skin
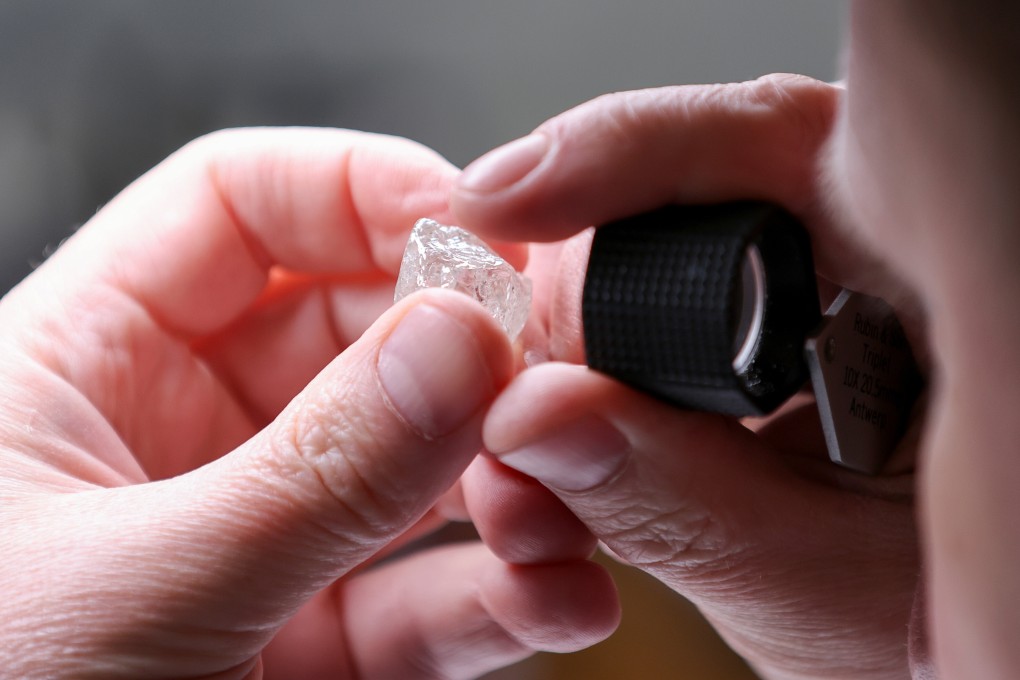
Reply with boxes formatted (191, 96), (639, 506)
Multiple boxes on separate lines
(5, 3), (1018, 680)
(0, 130), (620, 679)
(453, 3), (1020, 680)
(456, 76), (923, 680)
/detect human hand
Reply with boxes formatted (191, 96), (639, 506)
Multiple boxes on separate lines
(452, 76), (925, 679)
(0, 129), (618, 679)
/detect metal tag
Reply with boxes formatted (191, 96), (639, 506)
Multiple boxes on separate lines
(804, 290), (921, 473)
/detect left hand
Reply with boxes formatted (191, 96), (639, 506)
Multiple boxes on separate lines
(0, 128), (618, 679)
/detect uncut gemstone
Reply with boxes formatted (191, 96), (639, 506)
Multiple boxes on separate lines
(394, 218), (532, 341)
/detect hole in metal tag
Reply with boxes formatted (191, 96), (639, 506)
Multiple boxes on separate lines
(804, 290), (922, 474)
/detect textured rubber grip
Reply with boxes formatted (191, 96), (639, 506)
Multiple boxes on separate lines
(582, 202), (821, 416)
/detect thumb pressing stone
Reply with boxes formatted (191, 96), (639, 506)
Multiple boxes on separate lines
(394, 219), (531, 341)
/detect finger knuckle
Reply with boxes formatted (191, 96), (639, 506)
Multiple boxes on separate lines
(537, 90), (650, 153)
(271, 397), (395, 537)
(539, 76), (838, 168)
(598, 499), (745, 578)
(742, 73), (840, 144)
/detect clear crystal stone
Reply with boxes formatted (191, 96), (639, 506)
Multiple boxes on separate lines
(394, 218), (532, 341)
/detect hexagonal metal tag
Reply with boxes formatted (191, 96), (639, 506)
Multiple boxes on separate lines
(805, 290), (922, 473)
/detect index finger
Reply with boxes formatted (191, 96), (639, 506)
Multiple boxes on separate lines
(452, 74), (839, 242)
(451, 75), (913, 316)
(21, 128), (470, 338)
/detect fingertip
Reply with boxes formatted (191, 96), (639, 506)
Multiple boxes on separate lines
(455, 79), (843, 248)
(458, 133), (551, 196)
(485, 368), (634, 499)
(452, 132), (586, 243)
(378, 288), (516, 439)
(452, 133), (549, 237)
(451, 92), (673, 243)
(483, 363), (610, 454)
(338, 543), (619, 677)
(423, 286), (519, 396)
(464, 454), (598, 564)
(481, 559), (621, 653)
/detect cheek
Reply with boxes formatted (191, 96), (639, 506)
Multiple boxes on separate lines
(824, 102), (925, 282)
(834, 4), (963, 287)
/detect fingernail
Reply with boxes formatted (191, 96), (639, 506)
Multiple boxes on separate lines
(460, 134), (549, 194)
(496, 415), (630, 492)
(378, 304), (494, 439)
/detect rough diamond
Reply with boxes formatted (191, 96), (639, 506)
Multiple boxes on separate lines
(394, 218), (532, 341)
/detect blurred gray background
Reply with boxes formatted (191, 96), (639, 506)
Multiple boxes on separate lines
(0, 1), (841, 295)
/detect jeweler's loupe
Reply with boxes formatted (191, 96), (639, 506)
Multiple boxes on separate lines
(581, 202), (922, 474)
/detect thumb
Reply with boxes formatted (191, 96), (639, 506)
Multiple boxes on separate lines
(483, 362), (918, 677)
(49, 289), (514, 669)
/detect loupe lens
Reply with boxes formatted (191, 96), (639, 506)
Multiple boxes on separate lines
(731, 245), (765, 373)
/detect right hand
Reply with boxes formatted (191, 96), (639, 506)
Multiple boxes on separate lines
(453, 75), (926, 679)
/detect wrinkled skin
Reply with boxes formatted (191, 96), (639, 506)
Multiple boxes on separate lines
(5, 2), (1020, 678)
(456, 75), (922, 680)
(0, 129), (620, 679)
(452, 4), (1020, 679)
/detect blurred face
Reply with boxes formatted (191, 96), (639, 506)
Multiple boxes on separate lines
(830, 9), (1020, 676)
(829, 2), (1017, 308)
(829, 3), (947, 286)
